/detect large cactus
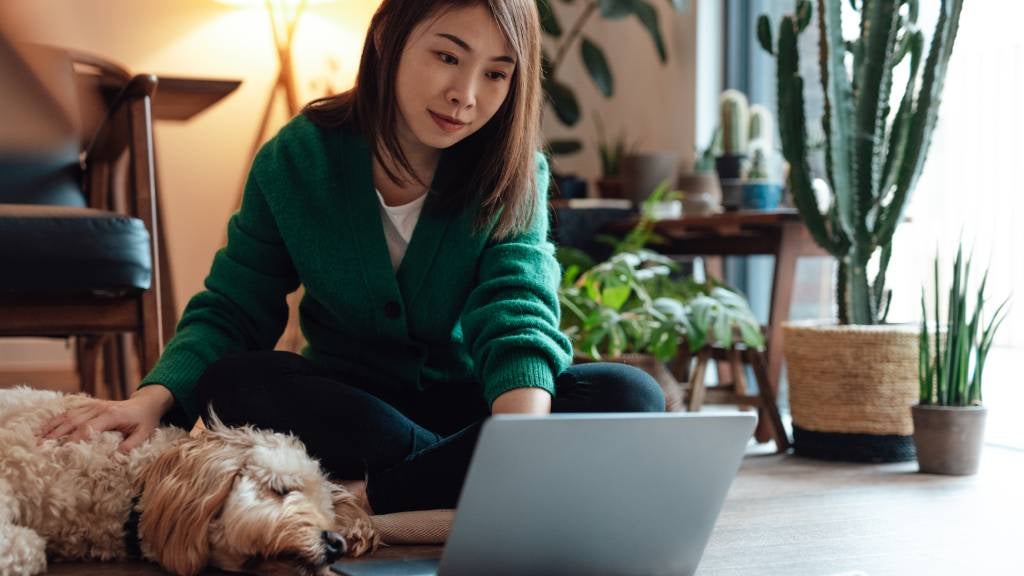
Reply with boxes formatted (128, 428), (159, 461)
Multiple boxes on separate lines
(759, 0), (964, 325)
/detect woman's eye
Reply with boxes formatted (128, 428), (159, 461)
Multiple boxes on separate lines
(438, 52), (457, 65)
(487, 72), (507, 81)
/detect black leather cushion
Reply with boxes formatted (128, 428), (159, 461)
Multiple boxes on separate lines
(0, 204), (151, 297)
(0, 154), (87, 207)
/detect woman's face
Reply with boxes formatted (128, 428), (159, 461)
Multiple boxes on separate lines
(393, 3), (516, 157)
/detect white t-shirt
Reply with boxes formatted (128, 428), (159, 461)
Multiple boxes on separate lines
(375, 188), (427, 271)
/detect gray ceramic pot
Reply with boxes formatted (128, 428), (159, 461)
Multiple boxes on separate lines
(911, 404), (987, 475)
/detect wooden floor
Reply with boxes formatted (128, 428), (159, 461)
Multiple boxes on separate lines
(35, 445), (1022, 576)
(6, 372), (1023, 576)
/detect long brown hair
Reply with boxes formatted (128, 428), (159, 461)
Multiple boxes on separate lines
(302, 0), (544, 241)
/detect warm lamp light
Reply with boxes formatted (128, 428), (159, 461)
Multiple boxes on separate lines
(216, 0), (335, 169)
(216, 0), (332, 5)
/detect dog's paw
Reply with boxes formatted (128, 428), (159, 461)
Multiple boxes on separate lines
(339, 518), (381, 558)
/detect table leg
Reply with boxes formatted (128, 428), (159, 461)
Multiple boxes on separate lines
(758, 223), (801, 442)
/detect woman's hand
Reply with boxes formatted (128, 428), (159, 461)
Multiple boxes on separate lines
(491, 387), (552, 415)
(37, 384), (175, 453)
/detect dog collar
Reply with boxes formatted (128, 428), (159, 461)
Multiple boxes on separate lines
(124, 494), (143, 559)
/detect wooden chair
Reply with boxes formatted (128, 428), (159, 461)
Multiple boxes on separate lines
(673, 345), (791, 453)
(0, 39), (164, 399)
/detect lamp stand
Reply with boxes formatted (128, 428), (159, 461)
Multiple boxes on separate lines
(245, 0), (306, 170)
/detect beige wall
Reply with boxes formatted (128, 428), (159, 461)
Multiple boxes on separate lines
(0, 0), (700, 369)
(544, 1), (699, 182)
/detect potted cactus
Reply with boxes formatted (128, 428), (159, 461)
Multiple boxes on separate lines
(716, 89), (750, 180)
(914, 245), (1008, 475)
(741, 143), (784, 210)
(759, 0), (965, 461)
(716, 90), (749, 209)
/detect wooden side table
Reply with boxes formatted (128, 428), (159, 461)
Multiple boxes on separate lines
(601, 209), (829, 441)
(149, 76), (241, 345)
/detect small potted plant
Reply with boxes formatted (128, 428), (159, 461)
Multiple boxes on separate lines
(914, 245), (1009, 475)
(677, 128), (723, 216)
(741, 144), (784, 210)
(716, 89), (749, 181)
(594, 114), (631, 199)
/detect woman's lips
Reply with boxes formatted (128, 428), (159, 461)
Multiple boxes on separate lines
(429, 111), (466, 133)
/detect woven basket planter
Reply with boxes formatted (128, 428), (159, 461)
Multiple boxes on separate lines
(573, 353), (683, 412)
(783, 321), (919, 462)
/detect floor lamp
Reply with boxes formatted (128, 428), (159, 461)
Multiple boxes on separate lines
(217, 0), (331, 352)
(217, 0), (330, 207)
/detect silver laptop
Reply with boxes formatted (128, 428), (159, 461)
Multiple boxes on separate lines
(332, 412), (755, 576)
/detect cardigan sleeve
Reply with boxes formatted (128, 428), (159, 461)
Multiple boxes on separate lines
(138, 154), (300, 427)
(460, 152), (573, 408)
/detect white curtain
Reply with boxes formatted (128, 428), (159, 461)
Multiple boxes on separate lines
(883, 1), (1022, 447)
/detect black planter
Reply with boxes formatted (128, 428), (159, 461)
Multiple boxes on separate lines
(715, 154), (746, 180)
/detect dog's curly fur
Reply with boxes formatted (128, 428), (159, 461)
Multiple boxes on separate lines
(0, 386), (380, 576)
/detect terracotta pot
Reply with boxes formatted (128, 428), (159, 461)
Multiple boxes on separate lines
(677, 172), (723, 215)
(621, 152), (681, 206)
(912, 404), (987, 475)
(595, 177), (627, 199)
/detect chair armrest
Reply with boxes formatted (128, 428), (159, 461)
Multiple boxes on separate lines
(80, 73), (158, 170)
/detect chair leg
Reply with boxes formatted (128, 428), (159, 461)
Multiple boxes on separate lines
(686, 348), (711, 412)
(101, 335), (129, 400)
(728, 348), (752, 411)
(75, 336), (103, 397)
(745, 348), (791, 452)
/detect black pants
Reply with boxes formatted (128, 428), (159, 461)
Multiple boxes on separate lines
(195, 351), (664, 514)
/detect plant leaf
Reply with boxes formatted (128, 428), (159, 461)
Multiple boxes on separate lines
(598, 0), (633, 19)
(581, 37), (614, 97)
(757, 14), (774, 55)
(628, 0), (668, 62)
(548, 139), (583, 155)
(538, 0), (562, 37)
(543, 78), (580, 126)
(602, 284), (633, 311)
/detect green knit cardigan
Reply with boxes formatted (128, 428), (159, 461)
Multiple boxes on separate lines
(140, 115), (572, 425)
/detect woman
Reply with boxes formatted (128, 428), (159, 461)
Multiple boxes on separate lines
(40, 0), (663, 515)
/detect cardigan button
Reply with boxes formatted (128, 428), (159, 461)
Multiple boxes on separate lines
(384, 300), (402, 319)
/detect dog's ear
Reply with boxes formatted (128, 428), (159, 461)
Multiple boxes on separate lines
(135, 434), (241, 576)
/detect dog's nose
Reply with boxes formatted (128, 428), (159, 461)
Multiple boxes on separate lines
(322, 530), (347, 561)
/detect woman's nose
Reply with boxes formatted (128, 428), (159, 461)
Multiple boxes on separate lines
(446, 77), (476, 109)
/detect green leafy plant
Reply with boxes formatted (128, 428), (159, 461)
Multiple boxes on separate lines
(539, 0), (689, 156)
(595, 178), (681, 254)
(558, 171), (761, 362)
(759, 0), (964, 325)
(919, 244), (1009, 407)
(558, 250), (764, 362)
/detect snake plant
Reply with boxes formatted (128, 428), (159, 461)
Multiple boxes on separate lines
(919, 244), (1009, 406)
